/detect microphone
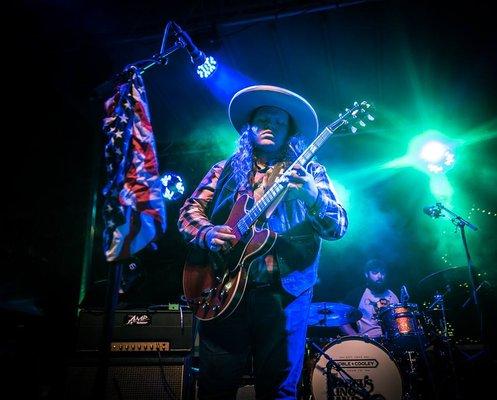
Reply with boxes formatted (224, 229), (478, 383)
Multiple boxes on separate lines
(172, 22), (206, 66)
(423, 204), (442, 218)
(400, 285), (409, 303)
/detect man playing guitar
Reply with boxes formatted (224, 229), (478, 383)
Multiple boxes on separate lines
(178, 85), (348, 399)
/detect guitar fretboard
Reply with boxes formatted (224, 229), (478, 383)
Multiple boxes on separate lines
(235, 113), (351, 236)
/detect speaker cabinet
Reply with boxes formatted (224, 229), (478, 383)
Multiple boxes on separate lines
(65, 355), (192, 400)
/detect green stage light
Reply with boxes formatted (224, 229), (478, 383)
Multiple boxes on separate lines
(420, 140), (455, 173)
(407, 130), (456, 175)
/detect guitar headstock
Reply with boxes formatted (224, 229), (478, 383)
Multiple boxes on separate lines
(337, 101), (374, 134)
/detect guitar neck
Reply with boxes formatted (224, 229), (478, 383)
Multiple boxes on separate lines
(236, 117), (348, 235)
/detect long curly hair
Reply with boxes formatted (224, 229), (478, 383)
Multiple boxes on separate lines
(231, 124), (310, 188)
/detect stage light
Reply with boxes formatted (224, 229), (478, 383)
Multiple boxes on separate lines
(160, 172), (185, 201)
(196, 56), (217, 79)
(419, 140), (455, 174)
(407, 130), (456, 175)
(169, 22), (217, 79)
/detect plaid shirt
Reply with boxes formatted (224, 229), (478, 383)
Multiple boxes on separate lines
(178, 159), (348, 248)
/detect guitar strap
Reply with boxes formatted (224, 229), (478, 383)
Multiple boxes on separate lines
(265, 161), (287, 187)
(209, 157), (288, 222)
(263, 161), (288, 219)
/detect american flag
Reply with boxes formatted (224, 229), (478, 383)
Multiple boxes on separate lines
(102, 67), (166, 262)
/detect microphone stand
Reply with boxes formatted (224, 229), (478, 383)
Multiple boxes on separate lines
(92, 261), (123, 399)
(434, 203), (483, 339)
(89, 20), (188, 399)
(92, 21), (186, 100)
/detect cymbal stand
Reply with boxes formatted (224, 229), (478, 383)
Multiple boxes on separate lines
(429, 290), (461, 399)
(429, 290), (449, 340)
(307, 340), (382, 400)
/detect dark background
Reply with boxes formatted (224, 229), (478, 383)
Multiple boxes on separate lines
(3, 0), (497, 398)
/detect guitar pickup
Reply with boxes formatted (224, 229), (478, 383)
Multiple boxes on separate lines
(201, 288), (214, 297)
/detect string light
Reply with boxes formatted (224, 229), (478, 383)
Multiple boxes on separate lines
(469, 204), (497, 218)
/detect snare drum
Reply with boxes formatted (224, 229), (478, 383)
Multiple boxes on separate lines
(307, 336), (403, 400)
(377, 303), (427, 349)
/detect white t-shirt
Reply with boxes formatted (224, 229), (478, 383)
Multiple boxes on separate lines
(356, 288), (399, 338)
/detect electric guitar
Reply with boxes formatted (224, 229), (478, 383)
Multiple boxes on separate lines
(182, 101), (374, 321)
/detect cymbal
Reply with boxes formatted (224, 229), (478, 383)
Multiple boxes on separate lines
(307, 302), (362, 327)
(417, 266), (466, 286)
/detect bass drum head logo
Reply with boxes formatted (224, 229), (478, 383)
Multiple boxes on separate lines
(310, 337), (402, 400)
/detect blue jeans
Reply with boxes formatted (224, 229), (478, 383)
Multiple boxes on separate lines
(197, 285), (312, 400)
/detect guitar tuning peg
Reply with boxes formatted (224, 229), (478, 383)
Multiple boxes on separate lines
(351, 109), (359, 117)
(367, 114), (375, 121)
(339, 113), (343, 118)
(354, 101), (359, 107)
(359, 120), (366, 127)
(345, 108), (350, 112)
(351, 126), (358, 134)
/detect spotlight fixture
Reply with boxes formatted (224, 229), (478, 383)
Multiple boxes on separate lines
(196, 56), (217, 78)
(160, 172), (185, 201)
(419, 140), (455, 174)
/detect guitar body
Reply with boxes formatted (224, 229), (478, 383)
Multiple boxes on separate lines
(182, 194), (277, 321)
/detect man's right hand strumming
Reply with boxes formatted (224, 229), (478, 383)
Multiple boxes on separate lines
(205, 225), (236, 252)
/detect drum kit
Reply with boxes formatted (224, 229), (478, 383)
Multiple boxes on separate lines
(301, 283), (462, 400)
(298, 203), (489, 399)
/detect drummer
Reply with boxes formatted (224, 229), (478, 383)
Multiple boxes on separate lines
(339, 259), (399, 339)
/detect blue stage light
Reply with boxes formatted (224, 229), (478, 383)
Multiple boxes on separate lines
(160, 172), (185, 201)
(196, 56), (217, 79)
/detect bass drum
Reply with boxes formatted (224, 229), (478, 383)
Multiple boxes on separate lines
(309, 336), (403, 400)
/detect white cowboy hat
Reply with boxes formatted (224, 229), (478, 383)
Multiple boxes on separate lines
(228, 85), (319, 140)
